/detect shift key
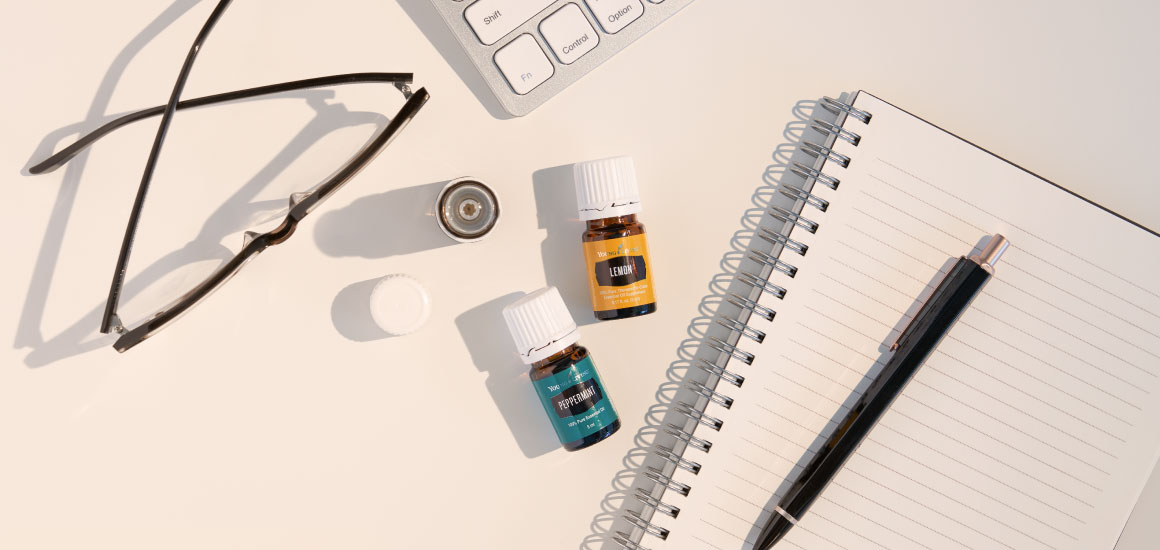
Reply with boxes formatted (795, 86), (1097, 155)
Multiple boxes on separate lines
(465, 0), (556, 46)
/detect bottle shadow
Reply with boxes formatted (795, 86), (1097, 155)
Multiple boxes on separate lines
(313, 180), (455, 259)
(533, 164), (599, 327)
(455, 292), (560, 459)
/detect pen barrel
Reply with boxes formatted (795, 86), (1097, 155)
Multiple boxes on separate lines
(780, 257), (992, 520)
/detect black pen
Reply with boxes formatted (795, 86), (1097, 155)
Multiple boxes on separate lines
(754, 234), (1010, 549)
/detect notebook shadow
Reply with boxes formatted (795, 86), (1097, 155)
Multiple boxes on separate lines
(580, 97), (860, 550)
(456, 292), (560, 459)
(533, 164), (599, 327)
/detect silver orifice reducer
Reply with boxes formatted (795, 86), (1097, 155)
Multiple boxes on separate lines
(435, 177), (500, 243)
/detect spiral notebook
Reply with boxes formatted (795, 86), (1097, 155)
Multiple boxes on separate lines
(610, 91), (1160, 550)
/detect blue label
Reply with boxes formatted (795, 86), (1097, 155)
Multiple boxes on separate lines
(531, 356), (618, 446)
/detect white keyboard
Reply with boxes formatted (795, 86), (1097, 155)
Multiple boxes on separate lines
(429, 0), (695, 116)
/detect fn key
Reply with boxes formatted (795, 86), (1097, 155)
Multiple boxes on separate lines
(494, 34), (554, 95)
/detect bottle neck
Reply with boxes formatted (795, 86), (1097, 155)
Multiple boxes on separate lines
(586, 214), (637, 231)
(532, 343), (580, 369)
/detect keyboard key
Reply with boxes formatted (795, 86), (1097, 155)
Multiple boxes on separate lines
(494, 34), (554, 95)
(465, 0), (556, 46)
(584, 0), (644, 34)
(539, 4), (600, 64)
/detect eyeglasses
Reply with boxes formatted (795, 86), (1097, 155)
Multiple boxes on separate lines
(30, 0), (430, 352)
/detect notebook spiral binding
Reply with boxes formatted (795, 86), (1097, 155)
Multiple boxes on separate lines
(614, 96), (871, 548)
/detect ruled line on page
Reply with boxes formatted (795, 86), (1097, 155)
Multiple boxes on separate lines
(715, 485), (915, 550)
(821, 235), (1153, 404)
(752, 366), (1102, 504)
(825, 264), (1152, 399)
(803, 299), (1127, 463)
(755, 379), (1095, 532)
(970, 307), (1153, 387)
(867, 430), (1090, 525)
(864, 439), (1083, 536)
(825, 241), (1150, 420)
(718, 468), (928, 550)
(917, 368), (1125, 457)
(846, 213), (1160, 352)
(987, 279), (1159, 360)
(737, 396), (1080, 548)
(798, 313), (1127, 450)
(859, 182), (1160, 327)
(872, 419), (1093, 515)
(848, 184), (1160, 349)
(875, 157), (1160, 301)
(821, 265), (1151, 397)
(979, 291), (1159, 376)
(805, 281), (1141, 427)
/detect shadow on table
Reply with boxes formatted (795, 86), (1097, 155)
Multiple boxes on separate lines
(313, 180), (455, 259)
(331, 277), (392, 342)
(533, 164), (598, 327)
(456, 292), (560, 459)
(15, 0), (407, 366)
(14, 0), (209, 366)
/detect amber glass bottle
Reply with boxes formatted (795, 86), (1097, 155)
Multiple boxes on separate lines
(502, 287), (622, 452)
(582, 214), (657, 320)
(528, 343), (621, 451)
(574, 156), (658, 321)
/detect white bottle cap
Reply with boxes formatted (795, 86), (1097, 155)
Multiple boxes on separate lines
(370, 274), (431, 336)
(502, 287), (581, 364)
(573, 156), (642, 221)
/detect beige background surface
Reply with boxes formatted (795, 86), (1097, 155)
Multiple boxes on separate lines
(1, 0), (1156, 548)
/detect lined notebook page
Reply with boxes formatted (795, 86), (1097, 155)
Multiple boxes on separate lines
(664, 92), (1160, 550)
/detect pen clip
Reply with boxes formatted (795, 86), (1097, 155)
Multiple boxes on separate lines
(890, 262), (956, 351)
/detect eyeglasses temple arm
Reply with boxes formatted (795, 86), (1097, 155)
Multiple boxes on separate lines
(29, 72), (414, 175)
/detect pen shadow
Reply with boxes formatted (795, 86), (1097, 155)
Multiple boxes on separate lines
(14, 0), (404, 366)
(455, 292), (561, 459)
(580, 97), (859, 550)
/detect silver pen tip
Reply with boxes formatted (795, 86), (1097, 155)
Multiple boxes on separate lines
(971, 234), (1009, 269)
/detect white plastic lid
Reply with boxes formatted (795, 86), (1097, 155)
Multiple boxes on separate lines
(502, 287), (581, 364)
(573, 156), (642, 221)
(369, 274), (431, 336)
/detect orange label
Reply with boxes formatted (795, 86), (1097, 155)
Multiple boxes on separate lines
(582, 234), (656, 312)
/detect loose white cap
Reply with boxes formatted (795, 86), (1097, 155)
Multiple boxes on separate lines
(370, 274), (431, 336)
(573, 156), (642, 221)
(502, 287), (581, 364)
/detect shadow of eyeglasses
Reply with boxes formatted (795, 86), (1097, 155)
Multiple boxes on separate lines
(23, 80), (429, 363)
